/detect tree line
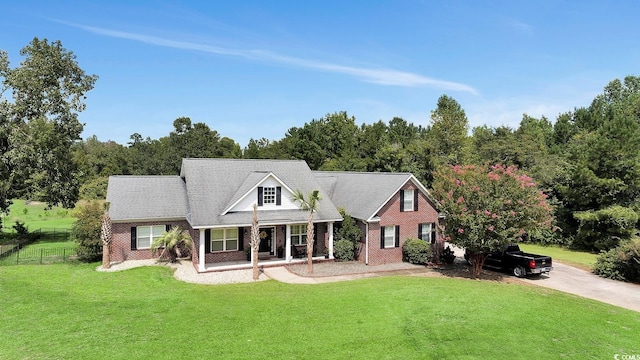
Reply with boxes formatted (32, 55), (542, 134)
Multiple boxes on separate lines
(3, 38), (640, 259)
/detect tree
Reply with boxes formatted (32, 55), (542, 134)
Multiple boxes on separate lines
(335, 207), (363, 260)
(72, 201), (103, 261)
(151, 226), (193, 263)
(432, 164), (555, 277)
(0, 38), (97, 211)
(249, 203), (261, 280)
(100, 205), (112, 269)
(429, 94), (470, 165)
(292, 189), (321, 273)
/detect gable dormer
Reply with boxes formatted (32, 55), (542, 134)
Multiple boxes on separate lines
(223, 172), (300, 214)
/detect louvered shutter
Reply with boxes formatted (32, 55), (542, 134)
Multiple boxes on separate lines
(276, 187), (282, 205)
(414, 190), (419, 211)
(238, 227), (244, 251)
(130, 227), (137, 250)
(205, 229), (211, 253)
(399, 190), (405, 212)
(380, 227), (385, 249)
(418, 224), (423, 240)
(431, 223), (437, 244)
(258, 187), (263, 206)
(395, 226), (400, 247)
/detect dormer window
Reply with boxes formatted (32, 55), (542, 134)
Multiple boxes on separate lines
(263, 187), (276, 204)
(258, 186), (282, 206)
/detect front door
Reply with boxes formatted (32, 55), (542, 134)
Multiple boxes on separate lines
(258, 227), (274, 255)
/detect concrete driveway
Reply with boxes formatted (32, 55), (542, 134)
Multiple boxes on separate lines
(519, 262), (640, 313)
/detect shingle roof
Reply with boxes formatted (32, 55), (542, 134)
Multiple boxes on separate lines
(313, 171), (422, 221)
(180, 158), (342, 227)
(106, 176), (189, 222)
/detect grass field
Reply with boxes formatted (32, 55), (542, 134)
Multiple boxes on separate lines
(520, 243), (598, 271)
(1, 199), (75, 233)
(0, 264), (638, 359)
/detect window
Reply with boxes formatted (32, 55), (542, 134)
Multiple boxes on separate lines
(258, 186), (281, 206)
(382, 225), (398, 248)
(211, 228), (238, 252)
(136, 225), (166, 249)
(263, 187), (276, 204)
(400, 189), (417, 212)
(419, 223), (431, 241)
(419, 223), (437, 244)
(291, 224), (307, 245)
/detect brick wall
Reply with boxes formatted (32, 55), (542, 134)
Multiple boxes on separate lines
(365, 182), (441, 266)
(111, 220), (193, 263)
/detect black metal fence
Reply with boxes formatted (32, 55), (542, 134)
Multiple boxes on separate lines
(0, 245), (78, 265)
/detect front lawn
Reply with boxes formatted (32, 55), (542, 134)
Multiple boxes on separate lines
(519, 243), (598, 270)
(0, 264), (638, 359)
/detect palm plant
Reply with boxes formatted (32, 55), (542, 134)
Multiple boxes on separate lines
(151, 226), (193, 263)
(250, 203), (261, 280)
(292, 189), (321, 273)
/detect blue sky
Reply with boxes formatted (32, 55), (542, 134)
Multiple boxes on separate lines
(2, 1), (639, 147)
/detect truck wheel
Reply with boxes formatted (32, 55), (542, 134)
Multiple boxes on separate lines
(513, 266), (526, 278)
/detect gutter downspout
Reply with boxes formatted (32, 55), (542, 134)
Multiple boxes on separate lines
(365, 221), (369, 265)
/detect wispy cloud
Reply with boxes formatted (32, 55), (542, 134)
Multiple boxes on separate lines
(60, 20), (478, 95)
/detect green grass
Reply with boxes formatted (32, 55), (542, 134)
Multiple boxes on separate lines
(0, 264), (638, 359)
(1, 199), (75, 232)
(520, 243), (598, 270)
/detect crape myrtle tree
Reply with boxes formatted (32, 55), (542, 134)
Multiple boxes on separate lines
(432, 164), (555, 278)
(0, 38), (97, 212)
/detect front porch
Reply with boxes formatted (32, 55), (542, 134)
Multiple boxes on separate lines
(201, 256), (331, 272)
(196, 222), (335, 273)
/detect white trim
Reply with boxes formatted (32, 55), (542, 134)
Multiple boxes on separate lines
(365, 175), (440, 222)
(328, 222), (334, 260)
(199, 230), (205, 272)
(285, 224), (292, 262)
(220, 172), (297, 215)
(365, 221), (369, 265)
(190, 218), (343, 230)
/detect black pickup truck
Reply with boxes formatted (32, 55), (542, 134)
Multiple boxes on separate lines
(466, 244), (553, 277)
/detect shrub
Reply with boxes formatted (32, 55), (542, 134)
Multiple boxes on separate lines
(440, 246), (456, 264)
(593, 239), (640, 283)
(333, 239), (355, 261)
(402, 238), (431, 265)
(72, 201), (103, 262)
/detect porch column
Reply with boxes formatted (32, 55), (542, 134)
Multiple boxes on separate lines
(285, 224), (292, 262)
(199, 229), (206, 272)
(328, 221), (334, 260)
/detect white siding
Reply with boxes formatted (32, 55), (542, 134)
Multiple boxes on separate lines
(231, 176), (299, 212)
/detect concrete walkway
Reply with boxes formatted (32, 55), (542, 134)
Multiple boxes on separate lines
(263, 266), (380, 284)
(519, 262), (640, 313)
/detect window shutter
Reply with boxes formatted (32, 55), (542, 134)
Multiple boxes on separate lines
(418, 224), (423, 240)
(205, 229), (211, 253)
(258, 187), (264, 206)
(165, 224), (171, 232)
(380, 227), (385, 249)
(414, 190), (419, 211)
(130, 227), (137, 250)
(395, 226), (400, 248)
(431, 223), (437, 244)
(399, 190), (405, 212)
(276, 186), (282, 205)
(238, 227), (244, 251)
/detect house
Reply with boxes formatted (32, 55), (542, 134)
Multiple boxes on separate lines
(315, 171), (443, 265)
(106, 158), (443, 272)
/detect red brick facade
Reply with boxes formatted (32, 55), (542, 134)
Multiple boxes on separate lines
(113, 221), (329, 270)
(111, 220), (193, 263)
(359, 182), (441, 266)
